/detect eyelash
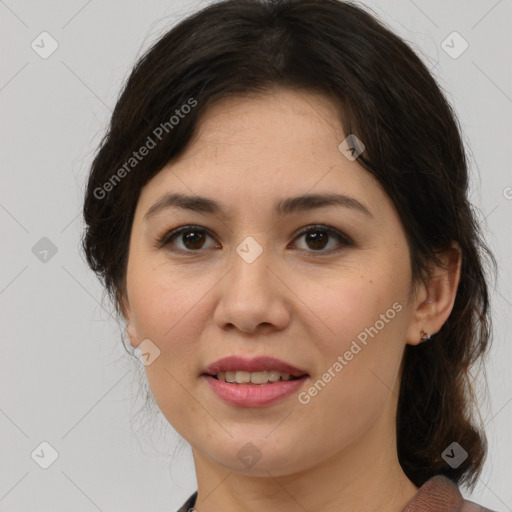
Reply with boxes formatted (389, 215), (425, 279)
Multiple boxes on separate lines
(155, 224), (354, 256)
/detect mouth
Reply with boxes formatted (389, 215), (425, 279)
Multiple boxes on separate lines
(203, 355), (309, 381)
(209, 370), (303, 385)
(202, 356), (309, 407)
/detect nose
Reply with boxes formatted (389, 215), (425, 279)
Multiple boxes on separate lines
(213, 241), (292, 335)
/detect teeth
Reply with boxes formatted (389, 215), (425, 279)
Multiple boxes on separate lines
(236, 371), (251, 383)
(268, 370), (280, 382)
(215, 370), (296, 384)
(224, 371), (236, 382)
(250, 371), (268, 384)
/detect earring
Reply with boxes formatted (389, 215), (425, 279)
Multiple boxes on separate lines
(420, 329), (431, 342)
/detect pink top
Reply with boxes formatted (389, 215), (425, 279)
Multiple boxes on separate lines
(176, 474), (497, 511)
(401, 475), (496, 512)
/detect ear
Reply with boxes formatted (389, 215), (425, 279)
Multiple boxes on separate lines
(405, 241), (462, 346)
(125, 320), (140, 348)
(120, 293), (140, 348)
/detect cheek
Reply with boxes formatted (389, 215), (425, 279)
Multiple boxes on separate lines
(296, 299), (406, 450)
(128, 267), (209, 426)
(126, 256), (207, 343)
(305, 267), (406, 350)
(125, 259), (217, 403)
(301, 265), (409, 402)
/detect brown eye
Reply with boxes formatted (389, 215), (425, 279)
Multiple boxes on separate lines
(157, 226), (218, 252)
(157, 224), (352, 255)
(293, 225), (352, 254)
(180, 230), (207, 250)
(303, 230), (329, 250)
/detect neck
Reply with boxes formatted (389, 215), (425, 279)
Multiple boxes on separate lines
(192, 410), (418, 512)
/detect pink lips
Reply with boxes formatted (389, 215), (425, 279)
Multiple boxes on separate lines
(202, 356), (309, 407)
(203, 355), (307, 377)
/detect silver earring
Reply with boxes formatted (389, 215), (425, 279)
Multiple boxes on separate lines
(420, 329), (431, 342)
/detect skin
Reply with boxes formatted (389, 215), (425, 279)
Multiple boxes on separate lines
(122, 88), (461, 512)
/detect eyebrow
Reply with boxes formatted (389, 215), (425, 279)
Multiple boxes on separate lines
(143, 192), (373, 221)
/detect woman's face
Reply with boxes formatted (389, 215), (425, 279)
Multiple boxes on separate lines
(123, 88), (423, 477)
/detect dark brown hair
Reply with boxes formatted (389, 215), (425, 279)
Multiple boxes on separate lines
(81, 0), (496, 490)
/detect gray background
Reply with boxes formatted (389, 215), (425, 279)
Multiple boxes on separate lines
(1, 0), (511, 511)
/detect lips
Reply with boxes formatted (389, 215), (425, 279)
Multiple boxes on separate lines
(202, 356), (310, 407)
(203, 355), (308, 378)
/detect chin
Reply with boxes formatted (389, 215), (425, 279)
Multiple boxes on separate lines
(201, 436), (308, 477)
(217, 453), (299, 477)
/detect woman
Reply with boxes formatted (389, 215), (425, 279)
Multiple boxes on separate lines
(81, 1), (498, 510)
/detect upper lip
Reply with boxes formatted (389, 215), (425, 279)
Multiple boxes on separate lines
(203, 356), (308, 377)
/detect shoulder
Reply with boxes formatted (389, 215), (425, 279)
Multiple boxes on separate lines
(178, 480), (499, 512)
(175, 491), (197, 512)
(401, 475), (498, 512)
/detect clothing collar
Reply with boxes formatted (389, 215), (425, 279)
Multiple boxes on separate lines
(177, 475), (491, 512)
(401, 475), (464, 511)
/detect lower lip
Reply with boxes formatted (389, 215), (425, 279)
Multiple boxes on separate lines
(203, 375), (308, 407)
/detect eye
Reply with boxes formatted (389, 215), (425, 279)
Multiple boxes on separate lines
(156, 224), (352, 254)
(156, 226), (218, 252)
(291, 225), (353, 254)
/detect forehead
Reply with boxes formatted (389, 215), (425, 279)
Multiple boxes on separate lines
(136, 88), (389, 221)
(192, 88), (345, 150)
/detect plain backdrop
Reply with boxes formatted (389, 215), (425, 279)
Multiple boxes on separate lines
(1, 1), (511, 511)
